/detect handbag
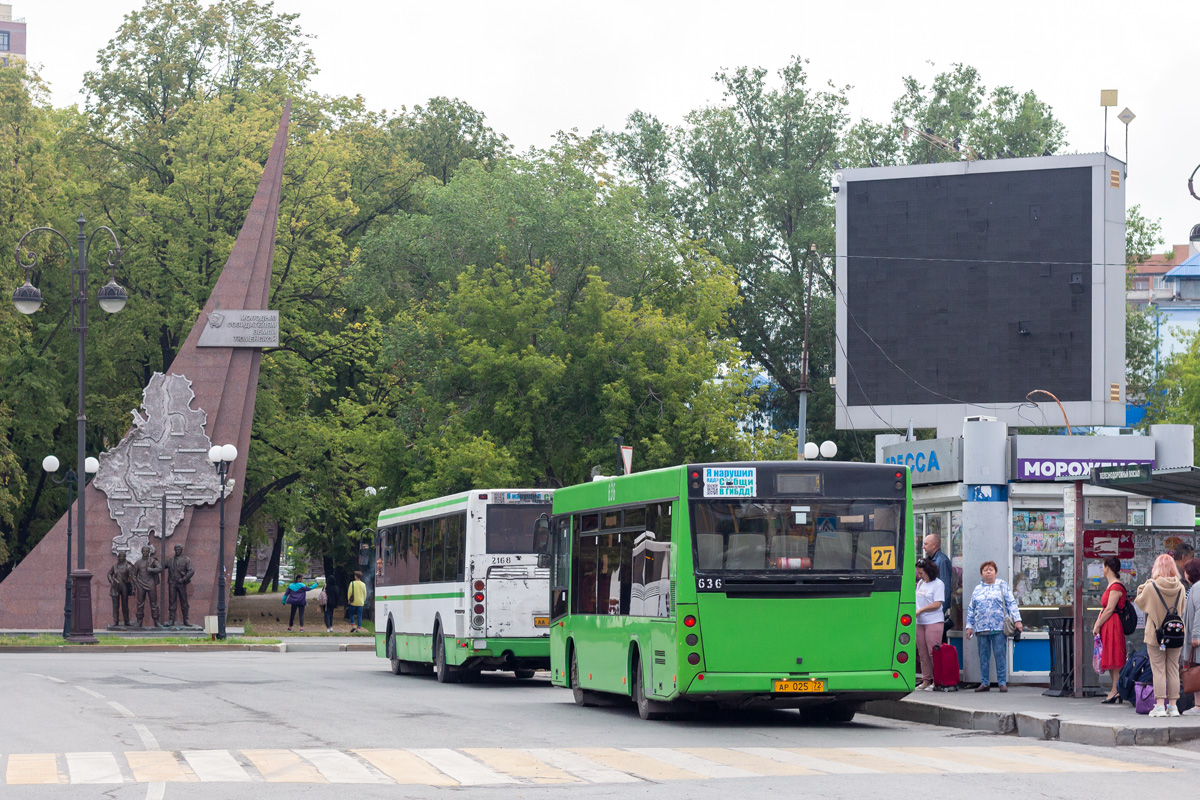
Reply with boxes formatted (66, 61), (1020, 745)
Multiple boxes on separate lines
(1134, 682), (1156, 714)
(1003, 613), (1016, 637)
(1183, 662), (1200, 695)
(1092, 635), (1103, 674)
(317, 589), (327, 607)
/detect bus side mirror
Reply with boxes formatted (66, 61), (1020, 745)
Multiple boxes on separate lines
(537, 553), (552, 569)
(532, 515), (552, 554)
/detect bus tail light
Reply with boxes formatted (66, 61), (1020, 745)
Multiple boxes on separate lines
(472, 614), (485, 628)
(900, 614), (912, 626)
(898, 633), (910, 645)
(473, 604), (484, 614)
(896, 651), (909, 664)
(684, 616), (697, 628)
(687, 653), (700, 666)
(474, 593), (484, 602)
(473, 580), (485, 591)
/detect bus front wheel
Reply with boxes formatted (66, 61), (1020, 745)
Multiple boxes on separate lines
(570, 648), (597, 707)
(434, 628), (460, 684)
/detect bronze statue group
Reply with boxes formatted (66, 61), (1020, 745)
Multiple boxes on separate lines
(106, 543), (196, 629)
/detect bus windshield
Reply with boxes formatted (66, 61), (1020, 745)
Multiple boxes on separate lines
(690, 499), (902, 574)
(486, 505), (552, 553)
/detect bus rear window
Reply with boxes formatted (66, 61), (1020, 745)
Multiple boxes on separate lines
(486, 505), (552, 553)
(690, 499), (902, 573)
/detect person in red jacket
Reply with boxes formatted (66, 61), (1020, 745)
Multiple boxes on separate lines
(1091, 556), (1129, 703)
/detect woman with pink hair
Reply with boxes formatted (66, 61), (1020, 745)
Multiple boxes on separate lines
(1134, 553), (1188, 717)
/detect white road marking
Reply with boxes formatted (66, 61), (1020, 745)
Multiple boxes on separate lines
(133, 724), (159, 751)
(295, 749), (389, 784)
(75, 686), (105, 699)
(108, 701), (136, 719)
(854, 747), (1000, 773)
(527, 749), (642, 783)
(65, 752), (124, 784)
(628, 748), (757, 778)
(25, 673), (66, 684)
(736, 747), (879, 774)
(182, 750), (253, 782)
(410, 748), (520, 785)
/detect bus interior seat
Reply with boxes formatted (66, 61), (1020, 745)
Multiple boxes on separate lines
(769, 534), (809, 562)
(854, 530), (895, 570)
(812, 532), (853, 570)
(697, 534), (724, 570)
(725, 533), (767, 569)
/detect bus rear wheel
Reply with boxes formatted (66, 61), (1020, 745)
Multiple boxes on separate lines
(387, 631), (402, 675)
(434, 628), (460, 684)
(570, 648), (597, 707)
(803, 702), (857, 723)
(633, 659), (670, 721)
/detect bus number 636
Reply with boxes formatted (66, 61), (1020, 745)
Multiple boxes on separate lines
(697, 578), (723, 590)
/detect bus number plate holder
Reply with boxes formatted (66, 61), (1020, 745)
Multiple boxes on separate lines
(774, 679), (825, 693)
(533, 617), (550, 627)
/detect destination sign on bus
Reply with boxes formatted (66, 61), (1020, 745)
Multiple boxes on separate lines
(492, 491), (553, 504)
(702, 467), (756, 497)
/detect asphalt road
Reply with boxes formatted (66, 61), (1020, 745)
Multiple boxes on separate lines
(1, 650), (1196, 798)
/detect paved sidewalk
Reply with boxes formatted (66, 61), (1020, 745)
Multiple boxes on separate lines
(0, 629), (374, 654)
(865, 686), (1200, 747)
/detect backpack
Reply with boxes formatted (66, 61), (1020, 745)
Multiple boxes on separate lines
(1115, 583), (1137, 636)
(1151, 583), (1185, 649)
(1118, 648), (1151, 702)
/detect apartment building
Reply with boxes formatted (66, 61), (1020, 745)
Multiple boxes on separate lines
(0, 3), (25, 67)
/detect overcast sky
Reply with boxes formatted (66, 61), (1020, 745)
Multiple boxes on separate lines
(18, 0), (1200, 248)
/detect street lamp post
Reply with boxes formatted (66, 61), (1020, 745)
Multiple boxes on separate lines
(208, 443), (238, 640)
(15, 217), (128, 643)
(42, 455), (99, 638)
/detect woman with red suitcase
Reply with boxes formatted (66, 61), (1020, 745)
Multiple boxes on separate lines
(915, 558), (946, 691)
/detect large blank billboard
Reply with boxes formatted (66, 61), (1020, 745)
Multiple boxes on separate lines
(834, 154), (1126, 432)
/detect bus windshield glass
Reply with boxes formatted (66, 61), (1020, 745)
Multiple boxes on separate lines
(486, 505), (552, 553)
(690, 499), (902, 574)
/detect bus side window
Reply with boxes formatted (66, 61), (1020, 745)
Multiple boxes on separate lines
(429, 518), (446, 583)
(445, 514), (464, 581)
(618, 528), (633, 615)
(418, 523), (432, 583)
(576, 534), (599, 615)
(401, 524), (417, 585)
(550, 517), (570, 620)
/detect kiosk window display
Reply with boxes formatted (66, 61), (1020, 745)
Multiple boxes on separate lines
(1011, 509), (1072, 632)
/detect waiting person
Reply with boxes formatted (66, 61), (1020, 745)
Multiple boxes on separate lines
(285, 573), (319, 632)
(1182, 559), (1200, 715)
(1175, 543), (1196, 590)
(322, 576), (339, 633)
(1091, 556), (1129, 703)
(964, 560), (1022, 692)
(1134, 553), (1187, 717)
(348, 571), (367, 633)
(923, 534), (955, 640)
(914, 558), (945, 691)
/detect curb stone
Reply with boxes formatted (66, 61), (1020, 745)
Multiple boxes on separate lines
(865, 697), (1200, 747)
(0, 642), (374, 654)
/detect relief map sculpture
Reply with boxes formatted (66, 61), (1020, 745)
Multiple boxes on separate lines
(93, 372), (230, 557)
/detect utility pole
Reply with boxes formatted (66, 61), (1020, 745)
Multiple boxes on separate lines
(797, 244), (816, 458)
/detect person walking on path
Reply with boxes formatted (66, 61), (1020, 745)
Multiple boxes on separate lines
(348, 571), (367, 633)
(1181, 559), (1200, 715)
(321, 576), (339, 633)
(1134, 553), (1187, 717)
(964, 560), (1022, 692)
(285, 573), (319, 632)
(914, 558), (946, 691)
(1091, 556), (1129, 703)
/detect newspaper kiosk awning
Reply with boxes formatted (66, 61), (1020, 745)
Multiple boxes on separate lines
(1090, 465), (1200, 505)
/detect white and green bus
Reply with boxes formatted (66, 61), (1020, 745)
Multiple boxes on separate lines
(374, 489), (554, 682)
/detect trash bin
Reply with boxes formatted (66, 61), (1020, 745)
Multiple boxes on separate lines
(1043, 616), (1073, 697)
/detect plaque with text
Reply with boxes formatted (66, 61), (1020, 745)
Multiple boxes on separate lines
(197, 310), (278, 348)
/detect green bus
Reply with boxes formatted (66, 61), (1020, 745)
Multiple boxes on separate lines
(542, 461), (915, 720)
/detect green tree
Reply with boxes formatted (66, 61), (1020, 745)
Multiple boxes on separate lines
(404, 96), (509, 186)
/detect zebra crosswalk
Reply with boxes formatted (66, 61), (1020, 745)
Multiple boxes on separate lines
(0, 745), (1170, 786)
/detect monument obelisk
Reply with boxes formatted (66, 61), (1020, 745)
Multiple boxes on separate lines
(0, 101), (290, 629)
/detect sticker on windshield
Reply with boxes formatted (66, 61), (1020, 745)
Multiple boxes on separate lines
(702, 467), (756, 497)
(870, 546), (896, 570)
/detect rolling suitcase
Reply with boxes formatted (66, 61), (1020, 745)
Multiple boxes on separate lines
(932, 643), (960, 691)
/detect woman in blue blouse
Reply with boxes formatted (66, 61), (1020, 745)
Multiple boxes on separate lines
(964, 560), (1023, 692)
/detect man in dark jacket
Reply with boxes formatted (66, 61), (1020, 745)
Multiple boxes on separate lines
(924, 534), (955, 641)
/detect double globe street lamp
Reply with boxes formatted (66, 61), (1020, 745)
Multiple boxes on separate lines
(41, 454), (98, 639)
(15, 217), (128, 643)
(208, 443), (238, 640)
